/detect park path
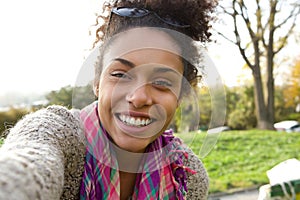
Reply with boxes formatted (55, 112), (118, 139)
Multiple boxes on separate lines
(208, 188), (259, 200)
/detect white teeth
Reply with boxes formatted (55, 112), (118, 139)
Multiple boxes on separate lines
(120, 115), (126, 122)
(146, 119), (150, 125)
(118, 114), (152, 127)
(130, 117), (135, 124)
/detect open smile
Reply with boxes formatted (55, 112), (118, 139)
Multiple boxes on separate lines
(115, 113), (156, 127)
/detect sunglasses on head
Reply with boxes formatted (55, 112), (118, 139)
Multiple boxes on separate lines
(111, 7), (190, 28)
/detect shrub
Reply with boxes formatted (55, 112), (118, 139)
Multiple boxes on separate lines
(0, 107), (29, 138)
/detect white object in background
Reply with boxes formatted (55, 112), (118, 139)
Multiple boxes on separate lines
(267, 158), (300, 186)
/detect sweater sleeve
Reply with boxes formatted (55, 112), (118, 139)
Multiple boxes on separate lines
(0, 106), (86, 200)
(184, 147), (209, 200)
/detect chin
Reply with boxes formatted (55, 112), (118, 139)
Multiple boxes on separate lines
(113, 134), (152, 153)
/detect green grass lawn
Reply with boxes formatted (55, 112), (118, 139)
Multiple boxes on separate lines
(176, 130), (300, 194)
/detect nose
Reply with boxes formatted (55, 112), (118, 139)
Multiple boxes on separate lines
(126, 84), (153, 108)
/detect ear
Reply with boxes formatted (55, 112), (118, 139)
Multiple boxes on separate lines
(93, 82), (99, 97)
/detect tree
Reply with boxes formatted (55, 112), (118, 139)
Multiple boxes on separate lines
(46, 85), (96, 109)
(46, 85), (74, 109)
(72, 84), (96, 109)
(217, 0), (300, 129)
(0, 107), (29, 138)
(227, 86), (256, 130)
(274, 86), (296, 122)
(198, 86), (215, 131)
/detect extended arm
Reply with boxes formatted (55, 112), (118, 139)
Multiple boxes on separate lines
(0, 106), (86, 200)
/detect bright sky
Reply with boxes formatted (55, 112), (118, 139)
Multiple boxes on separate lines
(0, 0), (101, 95)
(0, 0), (298, 97)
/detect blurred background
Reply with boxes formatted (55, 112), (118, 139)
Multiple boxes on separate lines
(0, 0), (300, 199)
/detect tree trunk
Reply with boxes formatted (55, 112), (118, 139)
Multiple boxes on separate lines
(266, 14), (276, 129)
(252, 66), (270, 129)
(266, 44), (275, 129)
(252, 39), (274, 130)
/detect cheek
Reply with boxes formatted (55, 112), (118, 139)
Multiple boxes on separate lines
(97, 81), (112, 108)
(98, 81), (126, 110)
(158, 94), (179, 116)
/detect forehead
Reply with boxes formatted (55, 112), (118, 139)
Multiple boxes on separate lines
(102, 27), (182, 67)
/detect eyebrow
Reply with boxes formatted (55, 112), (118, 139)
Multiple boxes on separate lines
(113, 58), (135, 68)
(113, 58), (179, 74)
(153, 67), (179, 74)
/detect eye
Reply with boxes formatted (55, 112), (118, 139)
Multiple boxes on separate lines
(110, 71), (132, 80)
(152, 79), (173, 88)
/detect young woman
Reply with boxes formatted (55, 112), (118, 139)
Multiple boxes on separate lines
(0, 0), (217, 199)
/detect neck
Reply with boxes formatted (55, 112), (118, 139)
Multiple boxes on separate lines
(114, 145), (144, 199)
(120, 171), (137, 200)
(115, 146), (144, 173)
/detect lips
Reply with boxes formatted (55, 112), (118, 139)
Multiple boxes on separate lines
(115, 112), (155, 127)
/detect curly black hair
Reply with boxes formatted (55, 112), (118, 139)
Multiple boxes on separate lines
(92, 0), (217, 96)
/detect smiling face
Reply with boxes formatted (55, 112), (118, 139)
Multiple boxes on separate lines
(95, 28), (184, 153)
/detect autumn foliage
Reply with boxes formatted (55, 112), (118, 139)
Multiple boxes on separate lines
(283, 58), (300, 109)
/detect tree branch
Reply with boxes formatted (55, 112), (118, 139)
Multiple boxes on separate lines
(274, 3), (300, 54)
(274, 21), (297, 55)
(232, 0), (254, 70)
(213, 28), (236, 45)
(274, 4), (300, 30)
(236, 0), (256, 39)
(219, 4), (233, 16)
(256, 0), (266, 48)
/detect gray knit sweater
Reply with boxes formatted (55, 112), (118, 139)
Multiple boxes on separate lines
(0, 105), (209, 200)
